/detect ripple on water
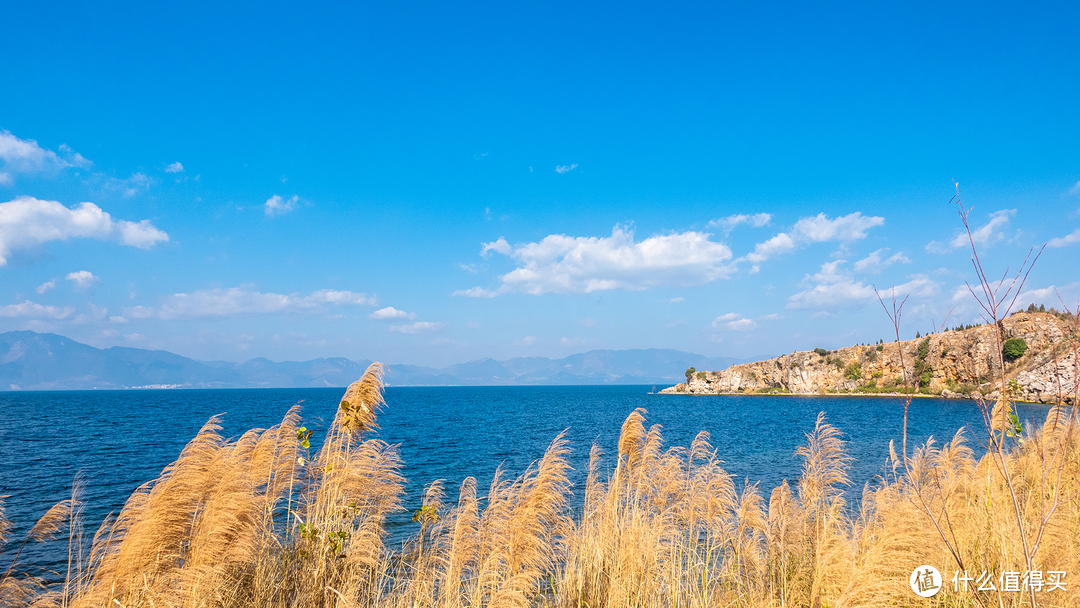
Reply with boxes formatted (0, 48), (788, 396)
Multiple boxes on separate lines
(0, 386), (1051, 578)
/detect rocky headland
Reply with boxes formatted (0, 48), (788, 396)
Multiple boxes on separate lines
(660, 311), (1078, 404)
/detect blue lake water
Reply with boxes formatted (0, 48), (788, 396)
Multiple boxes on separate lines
(0, 385), (1052, 578)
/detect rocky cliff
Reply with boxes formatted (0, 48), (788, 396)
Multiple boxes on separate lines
(660, 312), (1078, 404)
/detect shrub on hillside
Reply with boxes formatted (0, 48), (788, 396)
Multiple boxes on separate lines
(844, 362), (862, 380)
(813, 347), (828, 356)
(1003, 337), (1027, 361)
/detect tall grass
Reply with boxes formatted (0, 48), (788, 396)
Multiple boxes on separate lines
(3, 358), (1078, 607)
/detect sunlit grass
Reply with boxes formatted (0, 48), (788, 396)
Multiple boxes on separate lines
(2, 362), (1078, 608)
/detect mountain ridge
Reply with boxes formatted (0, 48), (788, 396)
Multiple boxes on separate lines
(0, 330), (745, 390)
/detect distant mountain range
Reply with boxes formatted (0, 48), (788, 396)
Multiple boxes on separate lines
(0, 331), (745, 390)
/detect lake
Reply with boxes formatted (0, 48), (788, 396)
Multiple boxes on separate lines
(0, 385), (1051, 578)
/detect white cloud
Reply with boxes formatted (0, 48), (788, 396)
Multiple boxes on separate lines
(516, 336), (537, 345)
(369, 306), (415, 320)
(853, 248), (910, 274)
(36, 279), (56, 294)
(0, 197), (168, 265)
(1069, 181), (1080, 196)
(480, 237), (512, 258)
(0, 130), (90, 182)
(165, 162), (184, 173)
(1013, 282), (1080, 312)
(554, 164), (578, 174)
(127, 287), (376, 319)
(787, 260), (938, 309)
(744, 233), (796, 263)
(740, 212), (884, 264)
(711, 312), (757, 331)
(930, 209), (1016, 253)
(105, 172), (153, 198)
(452, 286), (501, 298)
(305, 289), (374, 305)
(265, 194), (299, 217)
(580, 317), (596, 327)
(951, 209), (1014, 249)
(389, 321), (447, 334)
(709, 213), (773, 234)
(66, 270), (100, 291)
(460, 224), (734, 296)
(1047, 228), (1080, 248)
(793, 212), (884, 242)
(669, 297), (684, 303)
(117, 219), (169, 248)
(0, 300), (74, 319)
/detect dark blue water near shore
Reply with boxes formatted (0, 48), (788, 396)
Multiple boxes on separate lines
(0, 386), (1052, 577)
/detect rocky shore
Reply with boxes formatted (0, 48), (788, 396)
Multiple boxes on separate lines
(660, 311), (1078, 404)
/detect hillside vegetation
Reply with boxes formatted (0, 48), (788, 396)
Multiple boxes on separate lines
(662, 310), (1078, 404)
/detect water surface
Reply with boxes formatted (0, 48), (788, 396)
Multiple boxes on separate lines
(0, 386), (1050, 577)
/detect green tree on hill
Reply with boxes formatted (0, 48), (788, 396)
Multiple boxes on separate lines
(1003, 338), (1027, 361)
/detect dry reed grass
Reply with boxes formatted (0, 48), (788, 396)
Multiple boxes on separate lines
(3, 358), (1078, 608)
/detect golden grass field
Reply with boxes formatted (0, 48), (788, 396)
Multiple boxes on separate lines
(1, 357), (1078, 608)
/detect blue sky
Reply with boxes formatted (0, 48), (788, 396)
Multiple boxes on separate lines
(1, 1), (1078, 367)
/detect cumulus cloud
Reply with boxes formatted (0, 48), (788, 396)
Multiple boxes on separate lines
(927, 209), (1016, 253)
(951, 209), (1014, 249)
(554, 164), (578, 174)
(744, 233), (796, 263)
(305, 289), (373, 305)
(36, 279), (56, 294)
(1013, 282), (1080, 311)
(709, 213), (772, 234)
(740, 212), (884, 264)
(853, 248), (910, 274)
(0, 130), (90, 184)
(481, 237), (512, 257)
(711, 312), (757, 331)
(793, 212), (884, 242)
(369, 306), (415, 320)
(66, 270), (100, 291)
(0, 300), (74, 319)
(389, 321), (447, 334)
(265, 194), (299, 216)
(1047, 228), (1080, 248)
(458, 225), (734, 296)
(787, 260), (937, 309)
(516, 336), (537, 345)
(126, 287), (376, 319)
(164, 162), (184, 173)
(0, 196), (168, 266)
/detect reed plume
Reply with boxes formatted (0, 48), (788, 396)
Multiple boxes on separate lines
(5, 354), (1077, 608)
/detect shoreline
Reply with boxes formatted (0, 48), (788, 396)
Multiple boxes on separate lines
(651, 390), (1057, 405)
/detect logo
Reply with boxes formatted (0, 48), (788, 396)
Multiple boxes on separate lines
(910, 565), (942, 597)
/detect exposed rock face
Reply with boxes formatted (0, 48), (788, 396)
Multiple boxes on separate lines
(660, 312), (1078, 404)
